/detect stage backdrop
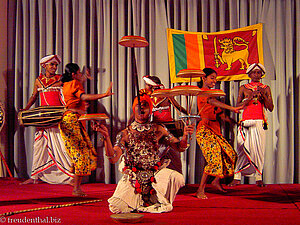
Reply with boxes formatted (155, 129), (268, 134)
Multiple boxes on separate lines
(4, 0), (300, 184)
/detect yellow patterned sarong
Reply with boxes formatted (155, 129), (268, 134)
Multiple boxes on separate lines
(59, 111), (97, 176)
(196, 125), (236, 178)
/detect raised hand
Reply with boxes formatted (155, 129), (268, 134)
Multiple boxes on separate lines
(91, 121), (109, 138)
(105, 82), (114, 97)
(84, 67), (93, 80)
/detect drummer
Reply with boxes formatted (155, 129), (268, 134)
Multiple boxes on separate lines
(20, 54), (74, 185)
(59, 63), (113, 197)
(140, 75), (187, 174)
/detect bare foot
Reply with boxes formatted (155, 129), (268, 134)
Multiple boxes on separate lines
(19, 178), (39, 185)
(196, 191), (208, 199)
(256, 180), (266, 187)
(212, 180), (227, 193)
(72, 189), (87, 197)
(227, 179), (241, 187)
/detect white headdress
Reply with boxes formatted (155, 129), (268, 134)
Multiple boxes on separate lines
(40, 55), (61, 67)
(142, 75), (161, 87)
(246, 63), (266, 75)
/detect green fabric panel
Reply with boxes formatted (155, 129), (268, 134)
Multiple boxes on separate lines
(172, 34), (187, 75)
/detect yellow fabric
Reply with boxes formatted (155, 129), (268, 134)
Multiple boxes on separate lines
(196, 125), (236, 178)
(59, 112), (97, 176)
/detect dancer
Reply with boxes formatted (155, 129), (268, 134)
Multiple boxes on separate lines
(140, 75), (188, 173)
(59, 63), (113, 196)
(93, 94), (194, 213)
(20, 55), (74, 185)
(228, 63), (273, 187)
(196, 68), (242, 199)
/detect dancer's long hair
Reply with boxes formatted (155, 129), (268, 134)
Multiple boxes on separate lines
(61, 63), (80, 83)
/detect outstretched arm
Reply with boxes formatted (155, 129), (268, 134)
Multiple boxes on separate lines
(208, 98), (243, 113)
(81, 82), (114, 101)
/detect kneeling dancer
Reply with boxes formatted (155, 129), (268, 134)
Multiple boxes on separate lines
(93, 94), (194, 213)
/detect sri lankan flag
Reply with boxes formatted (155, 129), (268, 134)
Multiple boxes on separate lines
(167, 23), (263, 83)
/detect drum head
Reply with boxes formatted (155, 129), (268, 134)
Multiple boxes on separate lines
(110, 213), (144, 223)
(177, 69), (205, 78)
(78, 113), (109, 121)
(119, 36), (149, 48)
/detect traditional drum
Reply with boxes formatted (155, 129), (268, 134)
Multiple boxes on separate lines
(162, 120), (184, 138)
(18, 106), (66, 128)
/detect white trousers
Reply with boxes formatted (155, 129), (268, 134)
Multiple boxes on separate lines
(108, 168), (185, 213)
(234, 120), (266, 181)
(31, 127), (74, 184)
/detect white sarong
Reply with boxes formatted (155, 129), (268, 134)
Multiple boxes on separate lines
(108, 168), (185, 213)
(234, 120), (266, 180)
(31, 127), (74, 184)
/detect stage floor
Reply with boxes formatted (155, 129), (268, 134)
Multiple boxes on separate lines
(0, 178), (299, 224)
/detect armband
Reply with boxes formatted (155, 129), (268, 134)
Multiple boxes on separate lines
(163, 127), (175, 142)
(114, 132), (126, 152)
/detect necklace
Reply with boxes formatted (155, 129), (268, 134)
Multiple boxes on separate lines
(41, 74), (56, 87)
(131, 121), (152, 132)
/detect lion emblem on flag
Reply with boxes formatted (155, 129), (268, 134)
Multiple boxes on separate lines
(214, 37), (250, 71)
